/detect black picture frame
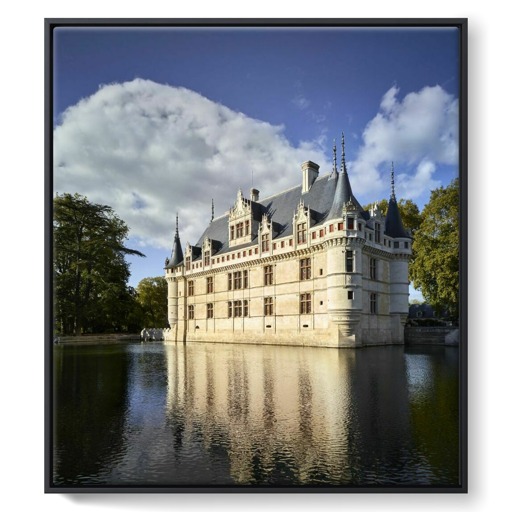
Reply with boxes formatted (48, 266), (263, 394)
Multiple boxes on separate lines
(45, 18), (468, 494)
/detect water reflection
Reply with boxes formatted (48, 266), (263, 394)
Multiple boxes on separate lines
(53, 343), (459, 487)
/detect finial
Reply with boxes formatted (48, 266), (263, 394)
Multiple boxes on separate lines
(175, 213), (179, 235)
(211, 198), (214, 223)
(332, 139), (337, 174)
(391, 162), (396, 200)
(341, 132), (346, 173)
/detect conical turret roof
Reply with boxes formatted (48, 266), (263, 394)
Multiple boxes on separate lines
(326, 133), (364, 220)
(165, 215), (184, 268)
(384, 164), (411, 238)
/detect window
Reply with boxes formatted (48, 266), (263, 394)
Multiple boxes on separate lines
(262, 233), (270, 252)
(320, 229), (324, 237)
(346, 250), (354, 273)
(234, 271), (242, 290)
(232, 300), (247, 317)
(228, 301), (232, 318)
(207, 303), (213, 319)
(289, 240), (293, 246)
(243, 250), (246, 257)
(187, 305), (194, 320)
(245, 220), (250, 236)
(185, 256), (191, 271)
(312, 231), (316, 240)
(348, 291), (354, 300)
(255, 248), (259, 254)
(264, 265), (273, 286)
(404, 241), (409, 249)
(249, 249), (252, 256)
(319, 268), (323, 276)
(206, 276), (214, 293)
(297, 222), (307, 244)
(300, 293), (312, 314)
(338, 222), (343, 230)
(370, 293), (377, 314)
(230, 225), (235, 240)
(358, 223), (362, 231)
(188, 280), (194, 296)
(375, 223), (381, 244)
(329, 224), (334, 233)
(370, 258), (377, 280)
(273, 243), (276, 250)
(300, 258), (311, 280)
(236, 222), (244, 238)
(204, 251), (210, 266)
(243, 270), (249, 288)
(347, 218), (354, 230)
(264, 297), (273, 316)
(281, 241), (285, 248)
(228, 273), (232, 290)
(394, 241), (399, 249)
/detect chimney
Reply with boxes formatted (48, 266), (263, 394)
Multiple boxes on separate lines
(250, 188), (260, 202)
(301, 161), (320, 193)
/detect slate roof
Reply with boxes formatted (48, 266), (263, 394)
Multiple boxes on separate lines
(193, 172), (368, 259)
(385, 196), (411, 238)
(165, 230), (184, 268)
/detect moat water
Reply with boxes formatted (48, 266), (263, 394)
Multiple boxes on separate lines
(52, 342), (460, 488)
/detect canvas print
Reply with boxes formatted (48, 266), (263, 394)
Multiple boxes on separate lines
(47, 20), (466, 491)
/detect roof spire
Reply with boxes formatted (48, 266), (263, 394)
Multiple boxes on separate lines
(175, 213), (179, 235)
(211, 199), (214, 223)
(166, 213), (184, 268)
(333, 138), (337, 173)
(391, 162), (396, 200)
(341, 132), (346, 174)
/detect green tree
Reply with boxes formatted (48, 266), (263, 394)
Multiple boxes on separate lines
(53, 193), (145, 335)
(136, 276), (168, 327)
(410, 179), (459, 317)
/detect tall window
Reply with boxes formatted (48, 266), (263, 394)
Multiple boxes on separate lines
(370, 258), (377, 280)
(347, 217), (354, 230)
(236, 222), (244, 238)
(228, 301), (233, 318)
(264, 297), (273, 316)
(228, 273), (232, 290)
(262, 233), (270, 252)
(204, 251), (210, 266)
(243, 300), (249, 317)
(300, 293), (312, 314)
(207, 303), (213, 319)
(234, 271), (242, 289)
(188, 280), (194, 296)
(185, 256), (191, 271)
(243, 270), (249, 288)
(230, 226), (235, 240)
(370, 293), (377, 314)
(346, 250), (354, 273)
(264, 265), (273, 286)
(245, 220), (250, 236)
(375, 223), (381, 244)
(297, 222), (307, 244)
(234, 300), (243, 317)
(206, 276), (214, 293)
(187, 305), (194, 319)
(300, 258), (311, 280)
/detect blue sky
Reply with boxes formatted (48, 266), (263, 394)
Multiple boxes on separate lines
(53, 25), (460, 295)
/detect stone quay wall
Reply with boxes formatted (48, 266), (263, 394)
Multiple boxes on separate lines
(404, 326), (459, 346)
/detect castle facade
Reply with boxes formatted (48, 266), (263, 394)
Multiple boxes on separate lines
(164, 138), (411, 348)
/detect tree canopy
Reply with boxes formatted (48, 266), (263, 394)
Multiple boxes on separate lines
(136, 276), (168, 327)
(410, 179), (459, 317)
(364, 198), (422, 236)
(53, 193), (145, 335)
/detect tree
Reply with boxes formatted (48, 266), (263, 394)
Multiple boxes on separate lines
(410, 179), (459, 317)
(136, 276), (168, 327)
(53, 193), (145, 335)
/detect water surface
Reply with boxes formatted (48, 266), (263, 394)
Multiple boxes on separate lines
(53, 342), (459, 487)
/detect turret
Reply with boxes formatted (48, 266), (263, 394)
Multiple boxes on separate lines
(165, 215), (183, 332)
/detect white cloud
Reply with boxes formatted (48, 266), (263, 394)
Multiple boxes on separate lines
(54, 79), (329, 251)
(349, 85), (458, 201)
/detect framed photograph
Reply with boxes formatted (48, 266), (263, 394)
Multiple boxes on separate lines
(46, 18), (467, 493)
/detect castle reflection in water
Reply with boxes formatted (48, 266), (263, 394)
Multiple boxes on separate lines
(53, 342), (459, 487)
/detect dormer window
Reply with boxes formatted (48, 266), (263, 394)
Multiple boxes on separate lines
(204, 250), (210, 266)
(347, 218), (354, 230)
(262, 233), (270, 252)
(228, 189), (253, 247)
(297, 222), (307, 244)
(185, 256), (191, 271)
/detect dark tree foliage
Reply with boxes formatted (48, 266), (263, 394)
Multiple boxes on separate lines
(53, 193), (145, 335)
(136, 276), (168, 327)
(410, 179), (459, 317)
